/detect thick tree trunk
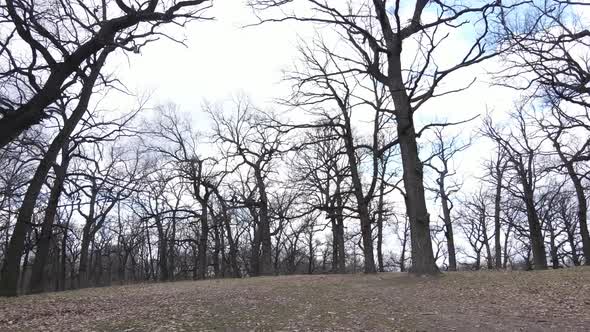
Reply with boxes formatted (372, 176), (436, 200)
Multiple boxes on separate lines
(522, 183), (548, 270)
(330, 214), (339, 272)
(371, 0), (438, 276)
(254, 169), (273, 276)
(156, 218), (169, 281)
(78, 225), (93, 289)
(336, 206), (346, 273)
(439, 180), (456, 271)
(223, 214), (241, 278)
(219, 224), (227, 277)
(249, 213), (261, 276)
(29, 148), (70, 294)
(59, 225), (68, 291)
(566, 165), (590, 265)
(395, 111), (439, 274)
(197, 204), (208, 279)
(19, 246), (30, 294)
(493, 187), (503, 269)
(503, 223), (512, 269)
(169, 211), (177, 281)
(493, 158), (505, 269)
(385, 52), (438, 274)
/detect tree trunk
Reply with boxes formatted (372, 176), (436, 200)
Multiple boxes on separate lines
(493, 158), (505, 269)
(78, 225), (92, 289)
(566, 165), (590, 265)
(439, 179), (456, 271)
(341, 115), (376, 273)
(213, 222), (221, 277)
(335, 181), (346, 273)
(547, 218), (560, 269)
(254, 169), (273, 276)
(563, 217), (580, 266)
(503, 223), (512, 269)
(522, 183), (548, 270)
(19, 245), (30, 294)
(330, 214), (339, 272)
(223, 213), (241, 278)
(59, 225), (68, 291)
(396, 111), (439, 275)
(169, 211), (177, 280)
(373, 3), (438, 275)
(197, 204), (208, 279)
(249, 212), (261, 276)
(29, 147), (70, 294)
(156, 218), (169, 281)
(386, 54), (438, 274)
(377, 178), (386, 272)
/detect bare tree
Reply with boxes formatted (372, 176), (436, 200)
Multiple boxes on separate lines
(458, 188), (494, 270)
(497, 0), (590, 107)
(250, 0), (511, 274)
(424, 127), (471, 271)
(483, 108), (549, 269)
(483, 145), (509, 269)
(536, 106), (590, 264)
(209, 98), (289, 276)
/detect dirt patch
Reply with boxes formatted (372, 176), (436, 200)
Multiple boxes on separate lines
(0, 267), (588, 331)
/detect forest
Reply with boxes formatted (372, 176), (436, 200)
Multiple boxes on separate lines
(0, 0), (589, 313)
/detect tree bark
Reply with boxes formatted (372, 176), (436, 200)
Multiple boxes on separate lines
(254, 169), (273, 276)
(29, 143), (71, 294)
(522, 181), (548, 269)
(493, 157), (505, 269)
(197, 204), (208, 279)
(372, 0), (439, 276)
(78, 224), (92, 289)
(377, 177), (386, 272)
(439, 177), (457, 271)
(155, 216), (169, 281)
(341, 112), (376, 273)
(564, 164), (590, 265)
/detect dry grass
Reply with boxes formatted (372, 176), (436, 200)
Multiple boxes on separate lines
(0, 267), (589, 331)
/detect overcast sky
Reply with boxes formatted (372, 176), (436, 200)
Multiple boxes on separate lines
(106, 1), (521, 178)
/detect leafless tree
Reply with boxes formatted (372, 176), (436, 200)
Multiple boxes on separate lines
(250, 0), (513, 274)
(483, 108), (549, 269)
(536, 105), (590, 264)
(209, 98), (290, 276)
(424, 127), (471, 271)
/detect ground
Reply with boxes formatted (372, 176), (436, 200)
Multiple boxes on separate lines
(0, 268), (589, 331)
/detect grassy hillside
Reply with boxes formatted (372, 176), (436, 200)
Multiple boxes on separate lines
(0, 267), (589, 331)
